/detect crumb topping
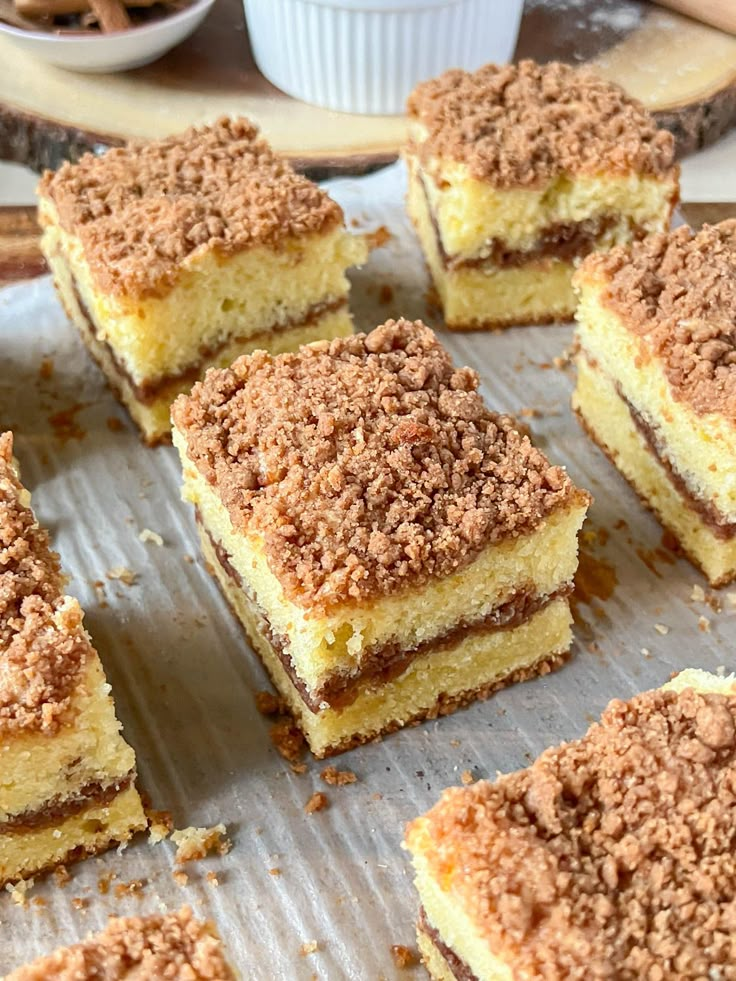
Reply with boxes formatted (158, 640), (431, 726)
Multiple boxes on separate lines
(407, 60), (675, 187)
(304, 791), (329, 814)
(173, 320), (580, 610)
(0, 432), (90, 734)
(580, 220), (736, 417)
(407, 686), (736, 978)
(6, 906), (234, 980)
(39, 116), (344, 299)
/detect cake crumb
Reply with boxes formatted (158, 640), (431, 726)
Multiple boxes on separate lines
(172, 870), (189, 887)
(320, 765), (357, 786)
(450, 739), (461, 748)
(391, 945), (419, 969)
(106, 566), (138, 586)
(53, 865), (71, 888)
(48, 403), (88, 444)
(641, 647), (651, 658)
(691, 583), (706, 602)
(304, 792), (329, 815)
(138, 528), (164, 546)
(300, 941), (319, 956)
(269, 868), (282, 876)
(705, 591), (723, 614)
(114, 879), (146, 899)
(97, 872), (116, 894)
(146, 807), (174, 843)
(171, 824), (231, 864)
(6, 879), (33, 905)
(460, 769), (475, 785)
(106, 416), (125, 432)
(372, 792), (383, 801)
(654, 623), (669, 635)
(256, 690), (287, 716)
(39, 357), (54, 380)
(71, 897), (88, 911)
(270, 720), (306, 763)
(367, 225), (391, 249)
(698, 615), (711, 633)
(206, 871), (220, 887)
(290, 761), (308, 775)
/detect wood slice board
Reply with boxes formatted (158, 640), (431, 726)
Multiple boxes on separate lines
(1, 0), (736, 173)
(2, 200), (734, 289)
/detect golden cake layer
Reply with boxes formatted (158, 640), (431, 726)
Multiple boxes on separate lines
(5, 906), (235, 980)
(572, 221), (736, 585)
(404, 60), (678, 328)
(173, 319), (589, 756)
(406, 669), (736, 981)
(38, 117), (367, 444)
(0, 432), (145, 887)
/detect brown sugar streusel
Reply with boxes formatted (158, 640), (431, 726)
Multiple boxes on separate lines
(39, 117), (343, 299)
(407, 60), (675, 188)
(407, 686), (736, 979)
(173, 319), (584, 612)
(5, 907), (233, 980)
(0, 432), (90, 734)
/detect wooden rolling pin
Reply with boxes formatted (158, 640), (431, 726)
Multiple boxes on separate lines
(653, 0), (736, 35)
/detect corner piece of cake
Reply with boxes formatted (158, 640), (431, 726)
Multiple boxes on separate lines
(172, 318), (590, 757)
(404, 60), (679, 330)
(37, 116), (368, 445)
(572, 220), (736, 586)
(0, 432), (145, 888)
(5, 906), (235, 980)
(405, 668), (736, 980)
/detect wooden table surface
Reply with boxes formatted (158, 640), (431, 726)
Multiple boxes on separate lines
(2, 201), (735, 289)
(2, 0), (736, 174)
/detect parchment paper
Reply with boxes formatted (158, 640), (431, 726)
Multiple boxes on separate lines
(0, 162), (733, 979)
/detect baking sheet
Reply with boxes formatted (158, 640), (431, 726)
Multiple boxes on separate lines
(0, 162), (733, 978)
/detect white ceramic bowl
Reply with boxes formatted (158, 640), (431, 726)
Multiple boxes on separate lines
(243, 0), (524, 115)
(0, 0), (215, 73)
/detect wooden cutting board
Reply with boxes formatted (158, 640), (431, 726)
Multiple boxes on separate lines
(1, 0), (736, 174)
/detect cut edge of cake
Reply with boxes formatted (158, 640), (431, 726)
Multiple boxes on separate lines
(38, 117), (368, 445)
(404, 60), (679, 329)
(172, 318), (590, 757)
(405, 668), (736, 981)
(572, 222), (736, 587)
(0, 432), (146, 888)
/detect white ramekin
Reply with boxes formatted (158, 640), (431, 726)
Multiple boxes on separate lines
(242, 0), (524, 116)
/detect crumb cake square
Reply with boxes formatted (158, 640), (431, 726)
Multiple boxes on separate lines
(172, 319), (590, 757)
(0, 432), (145, 887)
(572, 221), (736, 586)
(405, 668), (736, 981)
(404, 60), (679, 330)
(38, 117), (368, 445)
(5, 906), (235, 979)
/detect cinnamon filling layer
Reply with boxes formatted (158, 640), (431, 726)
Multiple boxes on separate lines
(418, 908), (478, 981)
(582, 353), (736, 540)
(1, 775), (133, 834)
(200, 515), (570, 713)
(67, 265), (347, 404)
(420, 175), (642, 271)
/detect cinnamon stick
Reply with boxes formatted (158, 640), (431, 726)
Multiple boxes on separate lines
(88, 0), (131, 31)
